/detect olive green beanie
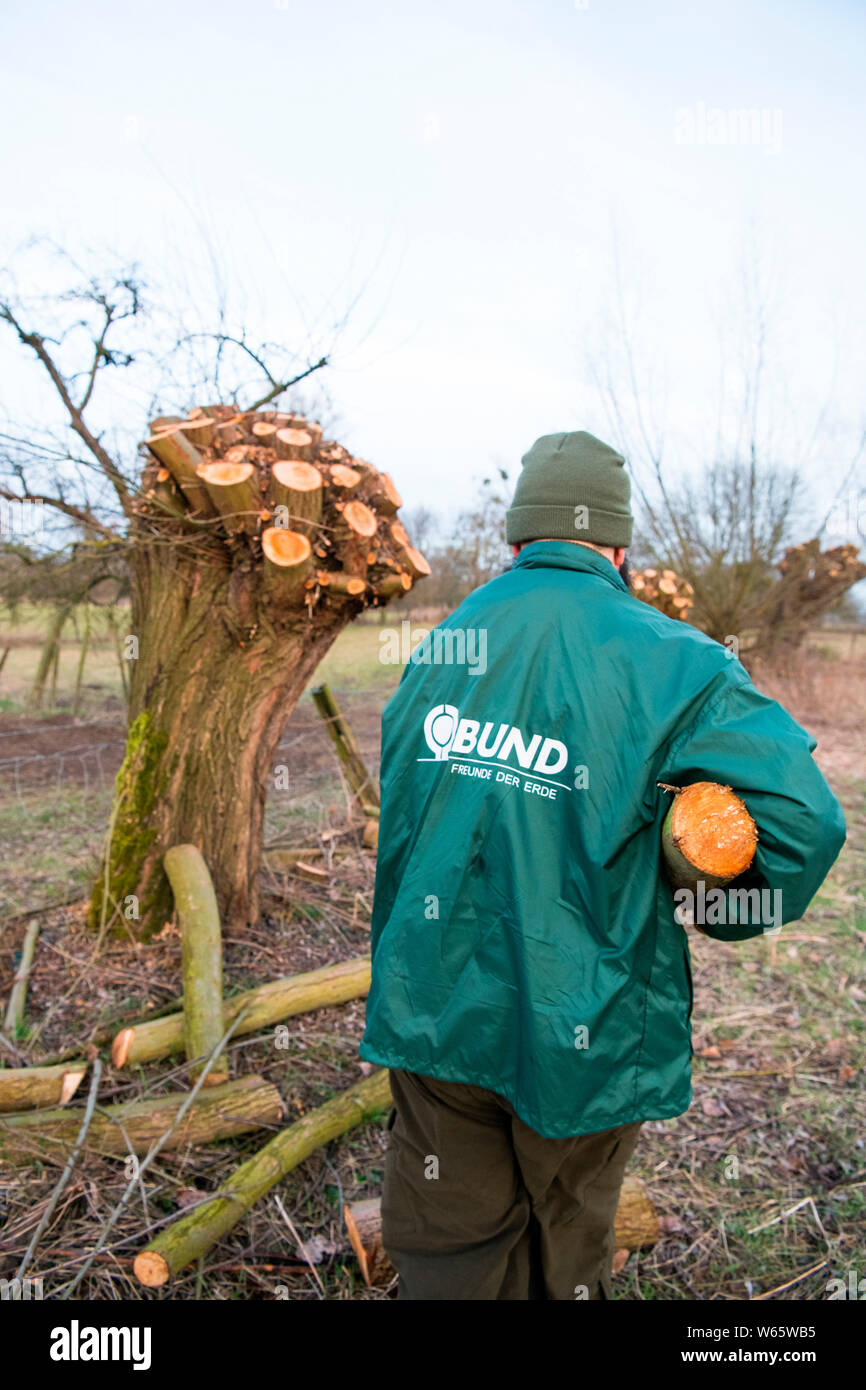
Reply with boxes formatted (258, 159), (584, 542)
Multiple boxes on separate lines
(505, 430), (633, 547)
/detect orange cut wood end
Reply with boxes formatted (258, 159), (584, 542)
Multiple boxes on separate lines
(133, 1251), (171, 1288)
(330, 464), (361, 488)
(343, 1204), (372, 1287)
(406, 545), (431, 576)
(381, 472), (402, 508)
(197, 461), (254, 485)
(112, 1027), (134, 1069)
(262, 528), (312, 567)
(271, 461), (322, 491)
(275, 427), (312, 448)
(390, 521), (410, 549)
(671, 781), (758, 878)
(343, 501), (378, 538)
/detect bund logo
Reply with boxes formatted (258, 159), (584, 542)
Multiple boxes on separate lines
(423, 705), (461, 761)
(420, 704), (572, 792)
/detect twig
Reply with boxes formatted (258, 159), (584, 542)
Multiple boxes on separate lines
(273, 1194), (325, 1298)
(59, 1010), (247, 1298)
(4, 920), (41, 1034)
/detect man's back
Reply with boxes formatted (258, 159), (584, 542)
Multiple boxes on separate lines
(360, 540), (845, 1137)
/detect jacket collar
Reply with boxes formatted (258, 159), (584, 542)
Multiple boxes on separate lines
(512, 540), (629, 594)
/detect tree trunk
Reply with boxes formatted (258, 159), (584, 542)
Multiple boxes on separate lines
(87, 410), (430, 941)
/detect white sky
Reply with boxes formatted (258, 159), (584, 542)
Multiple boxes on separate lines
(1, 0), (864, 527)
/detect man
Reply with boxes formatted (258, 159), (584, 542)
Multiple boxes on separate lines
(359, 430), (846, 1300)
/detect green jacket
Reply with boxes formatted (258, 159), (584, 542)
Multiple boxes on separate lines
(360, 541), (846, 1138)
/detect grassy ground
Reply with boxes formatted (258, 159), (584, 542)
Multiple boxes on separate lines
(0, 616), (863, 1300)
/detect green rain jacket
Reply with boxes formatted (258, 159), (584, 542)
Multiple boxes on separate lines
(360, 541), (846, 1138)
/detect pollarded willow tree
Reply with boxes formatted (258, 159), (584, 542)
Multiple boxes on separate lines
(1, 255), (429, 939)
(91, 405), (428, 937)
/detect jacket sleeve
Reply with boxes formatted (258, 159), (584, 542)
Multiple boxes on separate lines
(659, 668), (846, 941)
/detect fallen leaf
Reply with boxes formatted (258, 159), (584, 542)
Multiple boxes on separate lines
(839, 1065), (857, 1083)
(611, 1248), (630, 1274)
(658, 1215), (685, 1235)
(296, 1235), (339, 1265)
(700, 1096), (726, 1117)
(698, 1045), (722, 1059)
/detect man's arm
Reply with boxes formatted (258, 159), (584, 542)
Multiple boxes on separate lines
(659, 671), (847, 941)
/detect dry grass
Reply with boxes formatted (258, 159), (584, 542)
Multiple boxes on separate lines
(0, 644), (863, 1301)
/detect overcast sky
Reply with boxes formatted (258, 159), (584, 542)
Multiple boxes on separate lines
(1, 0), (864, 528)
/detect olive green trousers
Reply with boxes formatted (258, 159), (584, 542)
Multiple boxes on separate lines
(381, 1068), (642, 1301)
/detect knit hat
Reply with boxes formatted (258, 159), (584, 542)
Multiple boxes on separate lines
(505, 430), (633, 547)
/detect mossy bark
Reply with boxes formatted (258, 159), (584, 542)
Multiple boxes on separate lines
(87, 534), (351, 941)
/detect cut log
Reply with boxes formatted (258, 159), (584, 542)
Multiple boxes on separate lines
(261, 527), (313, 603)
(367, 470), (402, 515)
(330, 464), (361, 490)
(268, 461), (323, 536)
(179, 417), (216, 450)
(111, 955), (371, 1069)
(251, 421), (278, 442)
(341, 500), (377, 539)
(403, 547), (431, 579)
(318, 572), (367, 597)
(195, 460), (261, 533)
(164, 845), (228, 1087)
(215, 417), (245, 451)
(149, 414), (186, 434)
(0, 1076), (282, 1164)
(311, 684), (380, 811)
(376, 572), (412, 599)
(0, 1062), (87, 1114)
(133, 1069), (391, 1286)
(344, 1197), (393, 1287)
(343, 1175), (659, 1287)
(661, 782), (758, 891)
(274, 428), (314, 462)
(146, 429), (215, 516)
(4, 920), (41, 1034)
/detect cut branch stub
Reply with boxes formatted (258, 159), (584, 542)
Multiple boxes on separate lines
(367, 469), (402, 515)
(195, 461), (262, 534)
(251, 421), (277, 442)
(318, 571), (367, 597)
(179, 417), (216, 450)
(661, 781), (758, 892)
(274, 428), (314, 461)
(262, 527), (313, 603)
(377, 572), (412, 599)
(146, 429), (216, 516)
(269, 461), (323, 535)
(342, 500), (378, 539)
(330, 464), (361, 490)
